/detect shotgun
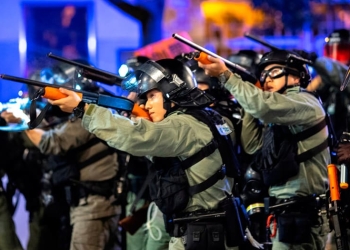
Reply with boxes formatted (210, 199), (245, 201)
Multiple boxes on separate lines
(47, 52), (125, 86)
(0, 74), (150, 122)
(243, 33), (280, 51)
(172, 33), (258, 84)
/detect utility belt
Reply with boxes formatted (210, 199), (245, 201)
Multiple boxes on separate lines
(265, 194), (327, 245)
(265, 194), (327, 215)
(165, 195), (248, 250)
(64, 178), (115, 206)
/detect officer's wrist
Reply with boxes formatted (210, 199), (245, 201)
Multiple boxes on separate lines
(218, 70), (232, 85)
(73, 100), (86, 118)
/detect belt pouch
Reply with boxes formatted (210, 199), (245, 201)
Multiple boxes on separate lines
(185, 221), (207, 250)
(278, 213), (311, 244)
(185, 221), (225, 250)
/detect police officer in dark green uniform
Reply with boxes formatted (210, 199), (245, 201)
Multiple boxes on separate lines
(48, 58), (246, 250)
(199, 50), (330, 250)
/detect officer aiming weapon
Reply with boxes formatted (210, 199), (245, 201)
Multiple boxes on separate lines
(0, 74), (150, 128)
(47, 53), (125, 86)
(172, 33), (258, 84)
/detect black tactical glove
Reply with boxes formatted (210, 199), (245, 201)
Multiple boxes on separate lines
(292, 50), (318, 63)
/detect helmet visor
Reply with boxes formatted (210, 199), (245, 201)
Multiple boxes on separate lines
(121, 72), (139, 92)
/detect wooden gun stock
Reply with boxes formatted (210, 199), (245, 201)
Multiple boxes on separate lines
(118, 203), (149, 235)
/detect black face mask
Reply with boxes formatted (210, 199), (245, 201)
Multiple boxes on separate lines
(260, 66), (299, 87)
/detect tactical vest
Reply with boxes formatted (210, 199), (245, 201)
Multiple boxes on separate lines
(254, 117), (329, 187)
(46, 137), (116, 202)
(148, 108), (240, 216)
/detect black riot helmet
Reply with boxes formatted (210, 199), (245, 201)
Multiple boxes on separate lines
(173, 54), (231, 102)
(40, 59), (98, 92)
(118, 56), (150, 77)
(228, 50), (262, 76)
(257, 50), (312, 89)
(324, 28), (350, 65)
(132, 59), (214, 111)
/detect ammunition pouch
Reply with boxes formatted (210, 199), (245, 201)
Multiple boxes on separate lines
(167, 196), (248, 248)
(184, 221), (225, 250)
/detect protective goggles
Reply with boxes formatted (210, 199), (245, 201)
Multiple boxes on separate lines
(259, 66), (299, 85)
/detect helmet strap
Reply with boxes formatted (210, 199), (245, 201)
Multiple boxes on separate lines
(277, 75), (289, 94)
(163, 99), (178, 117)
(277, 74), (301, 94)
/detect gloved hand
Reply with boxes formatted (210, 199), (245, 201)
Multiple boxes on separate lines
(292, 50), (318, 63)
(336, 143), (350, 164)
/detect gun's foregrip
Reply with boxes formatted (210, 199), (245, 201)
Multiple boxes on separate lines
(195, 52), (212, 64)
(328, 164), (341, 201)
(132, 104), (151, 121)
(43, 87), (83, 100)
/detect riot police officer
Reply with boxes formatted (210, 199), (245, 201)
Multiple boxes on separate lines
(48, 58), (247, 250)
(199, 50), (330, 250)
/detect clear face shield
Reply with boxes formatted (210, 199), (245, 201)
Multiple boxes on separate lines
(40, 67), (73, 86)
(121, 72), (139, 92)
(121, 61), (172, 96)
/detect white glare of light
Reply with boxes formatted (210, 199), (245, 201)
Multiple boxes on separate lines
(19, 38), (27, 54)
(129, 76), (136, 84)
(18, 90), (23, 97)
(75, 85), (82, 90)
(88, 37), (96, 55)
(118, 64), (129, 77)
